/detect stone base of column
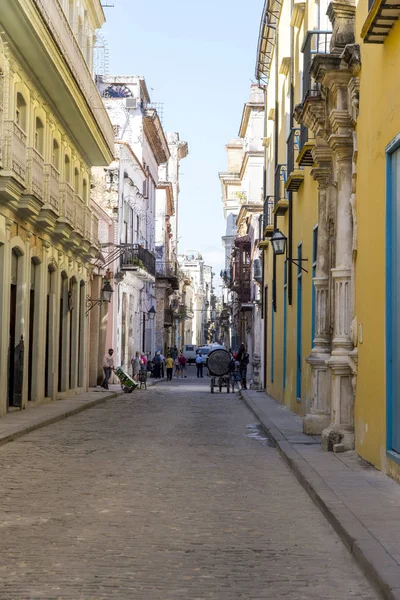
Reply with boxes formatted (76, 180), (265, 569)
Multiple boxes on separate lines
(304, 351), (331, 435)
(322, 352), (355, 452)
(321, 425), (355, 452)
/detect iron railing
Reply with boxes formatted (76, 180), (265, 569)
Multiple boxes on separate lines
(274, 164), (287, 206)
(287, 128), (300, 175)
(263, 195), (274, 228)
(156, 260), (178, 279)
(120, 244), (156, 277)
(302, 30), (332, 102)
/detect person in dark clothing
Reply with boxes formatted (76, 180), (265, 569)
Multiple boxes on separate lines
(153, 352), (162, 378)
(238, 345), (250, 389)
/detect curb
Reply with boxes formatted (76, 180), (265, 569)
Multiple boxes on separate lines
(240, 390), (400, 600)
(0, 390), (122, 448)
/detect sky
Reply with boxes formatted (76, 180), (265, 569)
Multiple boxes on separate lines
(102, 0), (264, 289)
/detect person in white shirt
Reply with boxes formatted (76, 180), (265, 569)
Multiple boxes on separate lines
(196, 353), (204, 378)
(102, 349), (114, 389)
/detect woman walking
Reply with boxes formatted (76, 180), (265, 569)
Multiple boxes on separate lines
(131, 351), (141, 382)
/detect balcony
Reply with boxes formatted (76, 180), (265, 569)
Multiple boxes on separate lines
(37, 163), (60, 229)
(286, 128), (304, 191)
(74, 195), (85, 238)
(156, 260), (179, 290)
(164, 308), (173, 327)
(90, 212), (99, 248)
(1, 121), (27, 198)
(20, 147), (45, 216)
(120, 244), (156, 280)
(362, 0), (400, 43)
(263, 196), (274, 238)
(231, 241), (251, 304)
(55, 182), (75, 239)
(1, 1), (114, 165)
(299, 31), (331, 166)
(274, 164), (289, 215)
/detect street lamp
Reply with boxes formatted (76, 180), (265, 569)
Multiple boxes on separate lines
(86, 279), (114, 315)
(271, 229), (308, 273)
(148, 306), (156, 321)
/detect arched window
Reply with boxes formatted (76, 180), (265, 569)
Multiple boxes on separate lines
(52, 139), (60, 169)
(74, 167), (80, 194)
(16, 92), (27, 131)
(34, 117), (44, 155)
(64, 154), (71, 183)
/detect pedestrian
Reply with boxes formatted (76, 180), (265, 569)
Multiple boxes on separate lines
(238, 344), (250, 390)
(153, 351), (162, 378)
(166, 354), (174, 381)
(230, 358), (241, 392)
(171, 346), (178, 360)
(196, 352), (204, 378)
(131, 351), (141, 381)
(102, 348), (114, 389)
(174, 355), (180, 377)
(160, 351), (165, 378)
(178, 353), (187, 378)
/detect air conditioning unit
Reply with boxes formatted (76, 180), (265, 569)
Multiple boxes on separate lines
(125, 98), (138, 110)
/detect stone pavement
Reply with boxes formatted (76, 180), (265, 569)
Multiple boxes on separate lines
(0, 376), (164, 448)
(0, 370), (378, 599)
(241, 389), (400, 600)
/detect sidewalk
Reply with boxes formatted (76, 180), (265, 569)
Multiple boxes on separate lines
(241, 389), (400, 600)
(0, 377), (165, 448)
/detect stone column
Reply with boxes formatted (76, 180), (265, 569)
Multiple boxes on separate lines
(304, 154), (334, 434)
(323, 141), (355, 451)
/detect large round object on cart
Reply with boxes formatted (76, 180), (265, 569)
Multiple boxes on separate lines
(207, 349), (231, 377)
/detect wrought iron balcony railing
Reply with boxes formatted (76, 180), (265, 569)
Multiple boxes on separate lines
(302, 30), (332, 103)
(263, 195), (274, 227)
(287, 128), (300, 176)
(164, 308), (173, 326)
(120, 244), (156, 277)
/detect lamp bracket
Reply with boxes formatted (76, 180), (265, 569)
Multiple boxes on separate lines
(287, 258), (308, 273)
(85, 295), (103, 316)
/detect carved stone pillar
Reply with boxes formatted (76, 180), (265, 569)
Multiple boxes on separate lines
(304, 152), (334, 434)
(323, 143), (355, 451)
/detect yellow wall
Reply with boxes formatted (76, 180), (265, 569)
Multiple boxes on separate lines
(355, 6), (400, 476)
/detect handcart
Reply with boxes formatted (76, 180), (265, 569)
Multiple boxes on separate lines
(207, 349), (233, 394)
(115, 366), (140, 393)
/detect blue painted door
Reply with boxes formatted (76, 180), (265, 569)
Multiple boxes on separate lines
(296, 244), (303, 401)
(387, 145), (400, 454)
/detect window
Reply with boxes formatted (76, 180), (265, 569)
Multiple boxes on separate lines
(64, 155), (71, 183)
(34, 117), (44, 155)
(16, 92), (27, 131)
(52, 139), (60, 169)
(142, 178), (148, 198)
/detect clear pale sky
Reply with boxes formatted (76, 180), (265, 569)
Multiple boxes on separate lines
(102, 0), (264, 285)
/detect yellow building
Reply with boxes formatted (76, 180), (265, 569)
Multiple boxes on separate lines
(257, 0), (360, 452)
(354, 0), (400, 478)
(0, 0), (114, 411)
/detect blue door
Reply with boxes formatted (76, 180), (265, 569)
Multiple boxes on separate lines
(296, 243), (303, 401)
(387, 142), (400, 456)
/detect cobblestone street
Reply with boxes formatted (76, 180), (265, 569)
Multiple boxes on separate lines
(0, 371), (379, 600)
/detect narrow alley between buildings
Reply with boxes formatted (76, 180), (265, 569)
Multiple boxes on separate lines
(0, 371), (378, 600)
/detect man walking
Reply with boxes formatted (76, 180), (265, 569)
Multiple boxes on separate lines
(102, 348), (114, 390)
(166, 354), (174, 381)
(237, 344), (250, 390)
(196, 353), (204, 378)
(178, 353), (187, 378)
